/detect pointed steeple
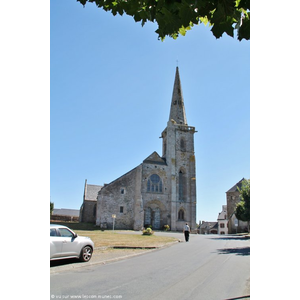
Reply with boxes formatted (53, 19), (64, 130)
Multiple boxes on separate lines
(169, 67), (187, 125)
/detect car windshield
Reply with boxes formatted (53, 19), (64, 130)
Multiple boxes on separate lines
(58, 228), (74, 238)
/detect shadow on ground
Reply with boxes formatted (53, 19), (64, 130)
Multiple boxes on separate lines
(50, 258), (83, 268)
(224, 296), (250, 300)
(217, 246), (250, 256)
(209, 236), (249, 241)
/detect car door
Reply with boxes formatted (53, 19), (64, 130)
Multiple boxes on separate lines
(50, 228), (63, 259)
(58, 228), (80, 257)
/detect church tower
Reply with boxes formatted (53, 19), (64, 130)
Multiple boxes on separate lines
(161, 67), (197, 231)
(91, 67), (197, 232)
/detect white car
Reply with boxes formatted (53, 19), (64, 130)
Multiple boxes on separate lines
(50, 224), (94, 262)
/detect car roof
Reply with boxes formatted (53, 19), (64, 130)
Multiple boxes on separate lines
(50, 224), (68, 228)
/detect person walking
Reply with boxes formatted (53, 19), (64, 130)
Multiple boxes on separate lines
(183, 223), (190, 242)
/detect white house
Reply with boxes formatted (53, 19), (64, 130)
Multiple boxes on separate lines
(217, 205), (228, 235)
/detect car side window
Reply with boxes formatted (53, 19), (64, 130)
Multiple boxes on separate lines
(50, 228), (57, 236)
(58, 228), (74, 238)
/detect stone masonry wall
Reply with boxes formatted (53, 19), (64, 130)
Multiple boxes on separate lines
(141, 162), (169, 229)
(96, 167), (140, 229)
(80, 200), (96, 223)
(174, 125), (197, 231)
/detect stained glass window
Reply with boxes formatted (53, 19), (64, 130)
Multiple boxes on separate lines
(147, 174), (163, 193)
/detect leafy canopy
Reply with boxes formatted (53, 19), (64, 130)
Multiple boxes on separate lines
(77, 0), (250, 41)
(235, 179), (250, 222)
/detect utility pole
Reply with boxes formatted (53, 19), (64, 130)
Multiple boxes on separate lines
(112, 214), (116, 232)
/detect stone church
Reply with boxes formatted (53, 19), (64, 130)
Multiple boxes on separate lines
(80, 67), (197, 231)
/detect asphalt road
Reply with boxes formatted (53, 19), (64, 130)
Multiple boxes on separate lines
(50, 234), (250, 300)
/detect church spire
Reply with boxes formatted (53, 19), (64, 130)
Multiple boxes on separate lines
(169, 67), (187, 125)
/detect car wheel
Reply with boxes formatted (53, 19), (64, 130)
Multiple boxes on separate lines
(80, 246), (93, 262)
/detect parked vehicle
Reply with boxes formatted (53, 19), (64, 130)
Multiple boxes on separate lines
(50, 224), (94, 262)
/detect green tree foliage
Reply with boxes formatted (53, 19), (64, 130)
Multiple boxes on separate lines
(235, 179), (250, 222)
(77, 0), (250, 41)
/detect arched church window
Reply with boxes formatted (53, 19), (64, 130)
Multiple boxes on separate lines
(179, 170), (186, 201)
(147, 174), (163, 193)
(178, 209), (184, 220)
(180, 138), (186, 151)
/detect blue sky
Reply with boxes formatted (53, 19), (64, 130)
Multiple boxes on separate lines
(50, 0), (250, 223)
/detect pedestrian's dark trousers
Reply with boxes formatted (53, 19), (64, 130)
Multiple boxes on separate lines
(184, 231), (190, 242)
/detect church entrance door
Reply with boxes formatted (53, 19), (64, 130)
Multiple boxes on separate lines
(153, 207), (160, 229)
(145, 208), (151, 226)
(144, 207), (160, 230)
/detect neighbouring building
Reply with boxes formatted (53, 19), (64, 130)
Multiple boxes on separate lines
(217, 205), (228, 235)
(80, 67), (197, 231)
(80, 180), (103, 223)
(198, 221), (218, 234)
(226, 178), (249, 234)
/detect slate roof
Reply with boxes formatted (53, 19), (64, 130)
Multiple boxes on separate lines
(143, 151), (167, 165)
(85, 184), (103, 201)
(102, 166), (139, 188)
(226, 178), (246, 193)
(52, 208), (80, 217)
(199, 222), (218, 229)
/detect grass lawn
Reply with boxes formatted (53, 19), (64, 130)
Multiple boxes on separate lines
(50, 221), (178, 248)
(76, 230), (177, 248)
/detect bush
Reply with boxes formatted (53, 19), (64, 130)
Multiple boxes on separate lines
(142, 227), (154, 235)
(163, 225), (170, 231)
